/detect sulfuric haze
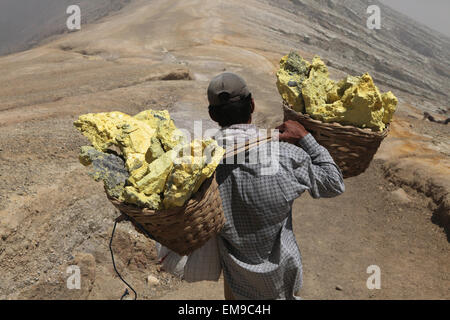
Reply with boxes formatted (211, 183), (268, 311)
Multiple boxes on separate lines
(379, 0), (450, 37)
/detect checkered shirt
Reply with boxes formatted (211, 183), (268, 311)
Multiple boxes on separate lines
(213, 124), (345, 300)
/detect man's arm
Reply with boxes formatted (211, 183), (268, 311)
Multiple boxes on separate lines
(277, 121), (345, 198)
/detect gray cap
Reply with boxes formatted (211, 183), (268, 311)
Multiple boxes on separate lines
(207, 72), (250, 107)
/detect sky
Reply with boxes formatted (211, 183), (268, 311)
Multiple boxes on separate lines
(379, 0), (450, 37)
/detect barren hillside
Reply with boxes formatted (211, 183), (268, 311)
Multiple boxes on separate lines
(0, 0), (448, 300)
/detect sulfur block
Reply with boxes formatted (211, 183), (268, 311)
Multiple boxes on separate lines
(74, 112), (157, 170)
(307, 72), (390, 130)
(146, 137), (165, 163)
(127, 162), (149, 186)
(123, 186), (161, 210)
(302, 56), (336, 116)
(135, 150), (176, 196)
(74, 112), (129, 151)
(134, 110), (185, 151)
(381, 91), (398, 124)
(162, 139), (225, 209)
(276, 52), (311, 113)
(75, 109), (225, 210)
(78, 146), (128, 200)
(277, 53), (398, 131)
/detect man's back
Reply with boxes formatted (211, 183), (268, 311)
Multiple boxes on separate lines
(214, 124), (345, 300)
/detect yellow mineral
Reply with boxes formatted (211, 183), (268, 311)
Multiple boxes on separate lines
(302, 56), (336, 115)
(74, 112), (129, 151)
(277, 53), (398, 131)
(276, 52), (311, 113)
(74, 109), (225, 210)
(381, 91), (398, 124)
(162, 139), (225, 209)
(74, 112), (156, 170)
(134, 110), (185, 151)
(134, 150), (176, 195)
(146, 137), (165, 163)
(123, 186), (162, 209)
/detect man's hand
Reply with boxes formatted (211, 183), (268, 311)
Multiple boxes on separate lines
(276, 120), (309, 144)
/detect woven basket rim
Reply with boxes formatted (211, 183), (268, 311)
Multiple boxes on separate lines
(283, 102), (390, 138)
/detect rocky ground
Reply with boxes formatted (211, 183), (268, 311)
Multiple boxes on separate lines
(0, 0), (448, 299)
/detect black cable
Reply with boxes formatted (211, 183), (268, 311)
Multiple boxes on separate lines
(120, 289), (130, 300)
(109, 220), (137, 300)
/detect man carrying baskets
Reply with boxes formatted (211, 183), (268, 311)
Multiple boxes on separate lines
(207, 72), (346, 300)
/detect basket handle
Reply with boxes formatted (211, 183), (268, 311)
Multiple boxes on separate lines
(223, 133), (273, 159)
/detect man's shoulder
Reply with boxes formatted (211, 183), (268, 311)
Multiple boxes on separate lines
(267, 140), (309, 161)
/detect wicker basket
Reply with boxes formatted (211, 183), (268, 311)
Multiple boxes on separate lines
(283, 103), (389, 178)
(107, 173), (225, 256)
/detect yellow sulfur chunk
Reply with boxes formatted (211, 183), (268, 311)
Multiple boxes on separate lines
(74, 112), (129, 151)
(127, 162), (149, 186)
(306, 72), (393, 131)
(123, 186), (161, 210)
(277, 53), (398, 131)
(134, 110), (185, 151)
(146, 137), (165, 163)
(162, 139), (225, 209)
(135, 150), (176, 196)
(276, 52), (311, 113)
(75, 109), (225, 210)
(302, 56), (336, 116)
(381, 91), (398, 125)
(133, 109), (171, 127)
(74, 112), (156, 170)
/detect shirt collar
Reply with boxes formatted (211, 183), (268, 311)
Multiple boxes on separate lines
(221, 124), (258, 132)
